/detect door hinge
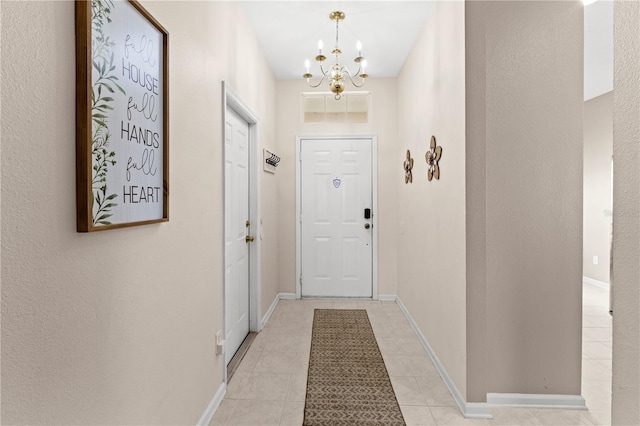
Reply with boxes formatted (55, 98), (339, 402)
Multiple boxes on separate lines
(299, 214), (302, 223)
(300, 275), (303, 287)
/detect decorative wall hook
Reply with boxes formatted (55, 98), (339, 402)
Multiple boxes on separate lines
(263, 149), (280, 174)
(425, 135), (442, 181)
(266, 153), (280, 167)
(403, 149), (414, 184)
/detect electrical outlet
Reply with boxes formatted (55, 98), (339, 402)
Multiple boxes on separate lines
(593, 255), (599, 265)
(215, 330), (224, 356)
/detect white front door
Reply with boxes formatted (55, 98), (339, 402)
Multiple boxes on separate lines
(300, 138), (373, 297)
(224, 107), (250, 365)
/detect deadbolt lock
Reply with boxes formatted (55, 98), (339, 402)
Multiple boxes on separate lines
(364, 223), (371, 229)
(246, 235), (255, 243)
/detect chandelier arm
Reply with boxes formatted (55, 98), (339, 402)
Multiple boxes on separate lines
(306, 73), (326, 88)
(319, 63), (330, 77)
(343, 68), (365, 88)
(345, 62), (362, 78)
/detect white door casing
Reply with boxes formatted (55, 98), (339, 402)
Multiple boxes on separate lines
(224, 107), (251, 365)
(299, 137), (376, 298)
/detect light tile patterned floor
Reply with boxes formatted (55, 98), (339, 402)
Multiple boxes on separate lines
(211, 285), (611, 426)
(580, 283), (612, 426)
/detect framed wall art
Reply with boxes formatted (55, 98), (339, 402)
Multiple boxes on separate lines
(76, 0), (169, 232)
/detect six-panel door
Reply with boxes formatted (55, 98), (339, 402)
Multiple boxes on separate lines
(301, 138), (373, 297)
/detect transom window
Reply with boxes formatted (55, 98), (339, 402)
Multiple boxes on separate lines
(302, 92), (370, 123)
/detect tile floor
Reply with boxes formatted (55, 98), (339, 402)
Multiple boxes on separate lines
(581, 283), (612, 426)
(211, 283), (612, 426)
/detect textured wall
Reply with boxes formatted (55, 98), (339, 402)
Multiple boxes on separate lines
(465, 1), (584, 399)
(612, 1), (640, 424)
(0, 1), (277, 424)
(274, 78), (399, 297)
(464, 0), (488, 402)
(583, 92), (613, 284)
(397, 1), (468, 397)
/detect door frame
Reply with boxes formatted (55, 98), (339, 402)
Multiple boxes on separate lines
(222, 82), (261, 370)
(295, 135), (379, 300)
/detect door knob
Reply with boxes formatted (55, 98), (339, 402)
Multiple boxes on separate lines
(246, 235), (255, 243)
(364, 223), (371, 229)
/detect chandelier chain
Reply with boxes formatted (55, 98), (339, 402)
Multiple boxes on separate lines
(335, 18), (339, 57)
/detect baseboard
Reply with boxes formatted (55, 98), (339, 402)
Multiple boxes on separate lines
(196, 382), (227, 426)
(378, 294), (397, 301)
(395, 297), (492, 419)
(260, 293), (281, 329)
(260, 293), (298, 329)
(279, 292), (297, 300)
(487, 393), (587, 410)
(464, 402), (493, 418)
(582, 276), (609, 289)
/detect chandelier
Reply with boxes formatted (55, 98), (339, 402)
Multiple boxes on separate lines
(303, 11), (368, 100)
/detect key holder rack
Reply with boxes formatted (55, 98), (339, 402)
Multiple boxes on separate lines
(263, 149), (281, 174)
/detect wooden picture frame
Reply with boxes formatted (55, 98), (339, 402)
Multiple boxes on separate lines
(76, 0), (169, 232)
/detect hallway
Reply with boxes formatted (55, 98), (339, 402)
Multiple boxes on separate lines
(2, 1), (638, 424)
(211, 285), (610, 426)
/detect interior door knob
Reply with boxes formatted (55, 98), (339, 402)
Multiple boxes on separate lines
(246, 235), (255, 243)
(364, 223), (371, 229)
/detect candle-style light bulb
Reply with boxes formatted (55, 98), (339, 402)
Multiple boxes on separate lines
(356, 40), (362, 56)
(305, 59), (310, 73)
(361, 59), (367, 72)
(318, 40), (323, 54)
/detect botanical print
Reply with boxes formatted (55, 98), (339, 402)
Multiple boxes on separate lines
(76, 0), (166, 231)
(91, 0), (125, 225)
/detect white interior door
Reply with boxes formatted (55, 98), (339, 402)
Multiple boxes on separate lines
(224, 107), (250, 365)
(300, 138), (373, 297)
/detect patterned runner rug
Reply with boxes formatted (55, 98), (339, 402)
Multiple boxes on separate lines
(304, 309), (405, 425)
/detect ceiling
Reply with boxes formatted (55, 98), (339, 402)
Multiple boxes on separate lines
(242, 1), (613, 100)
(240, 1), (435, 80)
(584, 0), (613, 100)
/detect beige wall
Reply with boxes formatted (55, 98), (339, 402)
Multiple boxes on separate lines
(583, 92), (613, 284)
(274, 78), (399, 297)
(397, 1), (468, 397)
(2, 0), (627, 422)
(612, 1), (640, 424)
(465, 1), (584, 400)
(0, 1), (277, 424)
(465, 0), (488, 402)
